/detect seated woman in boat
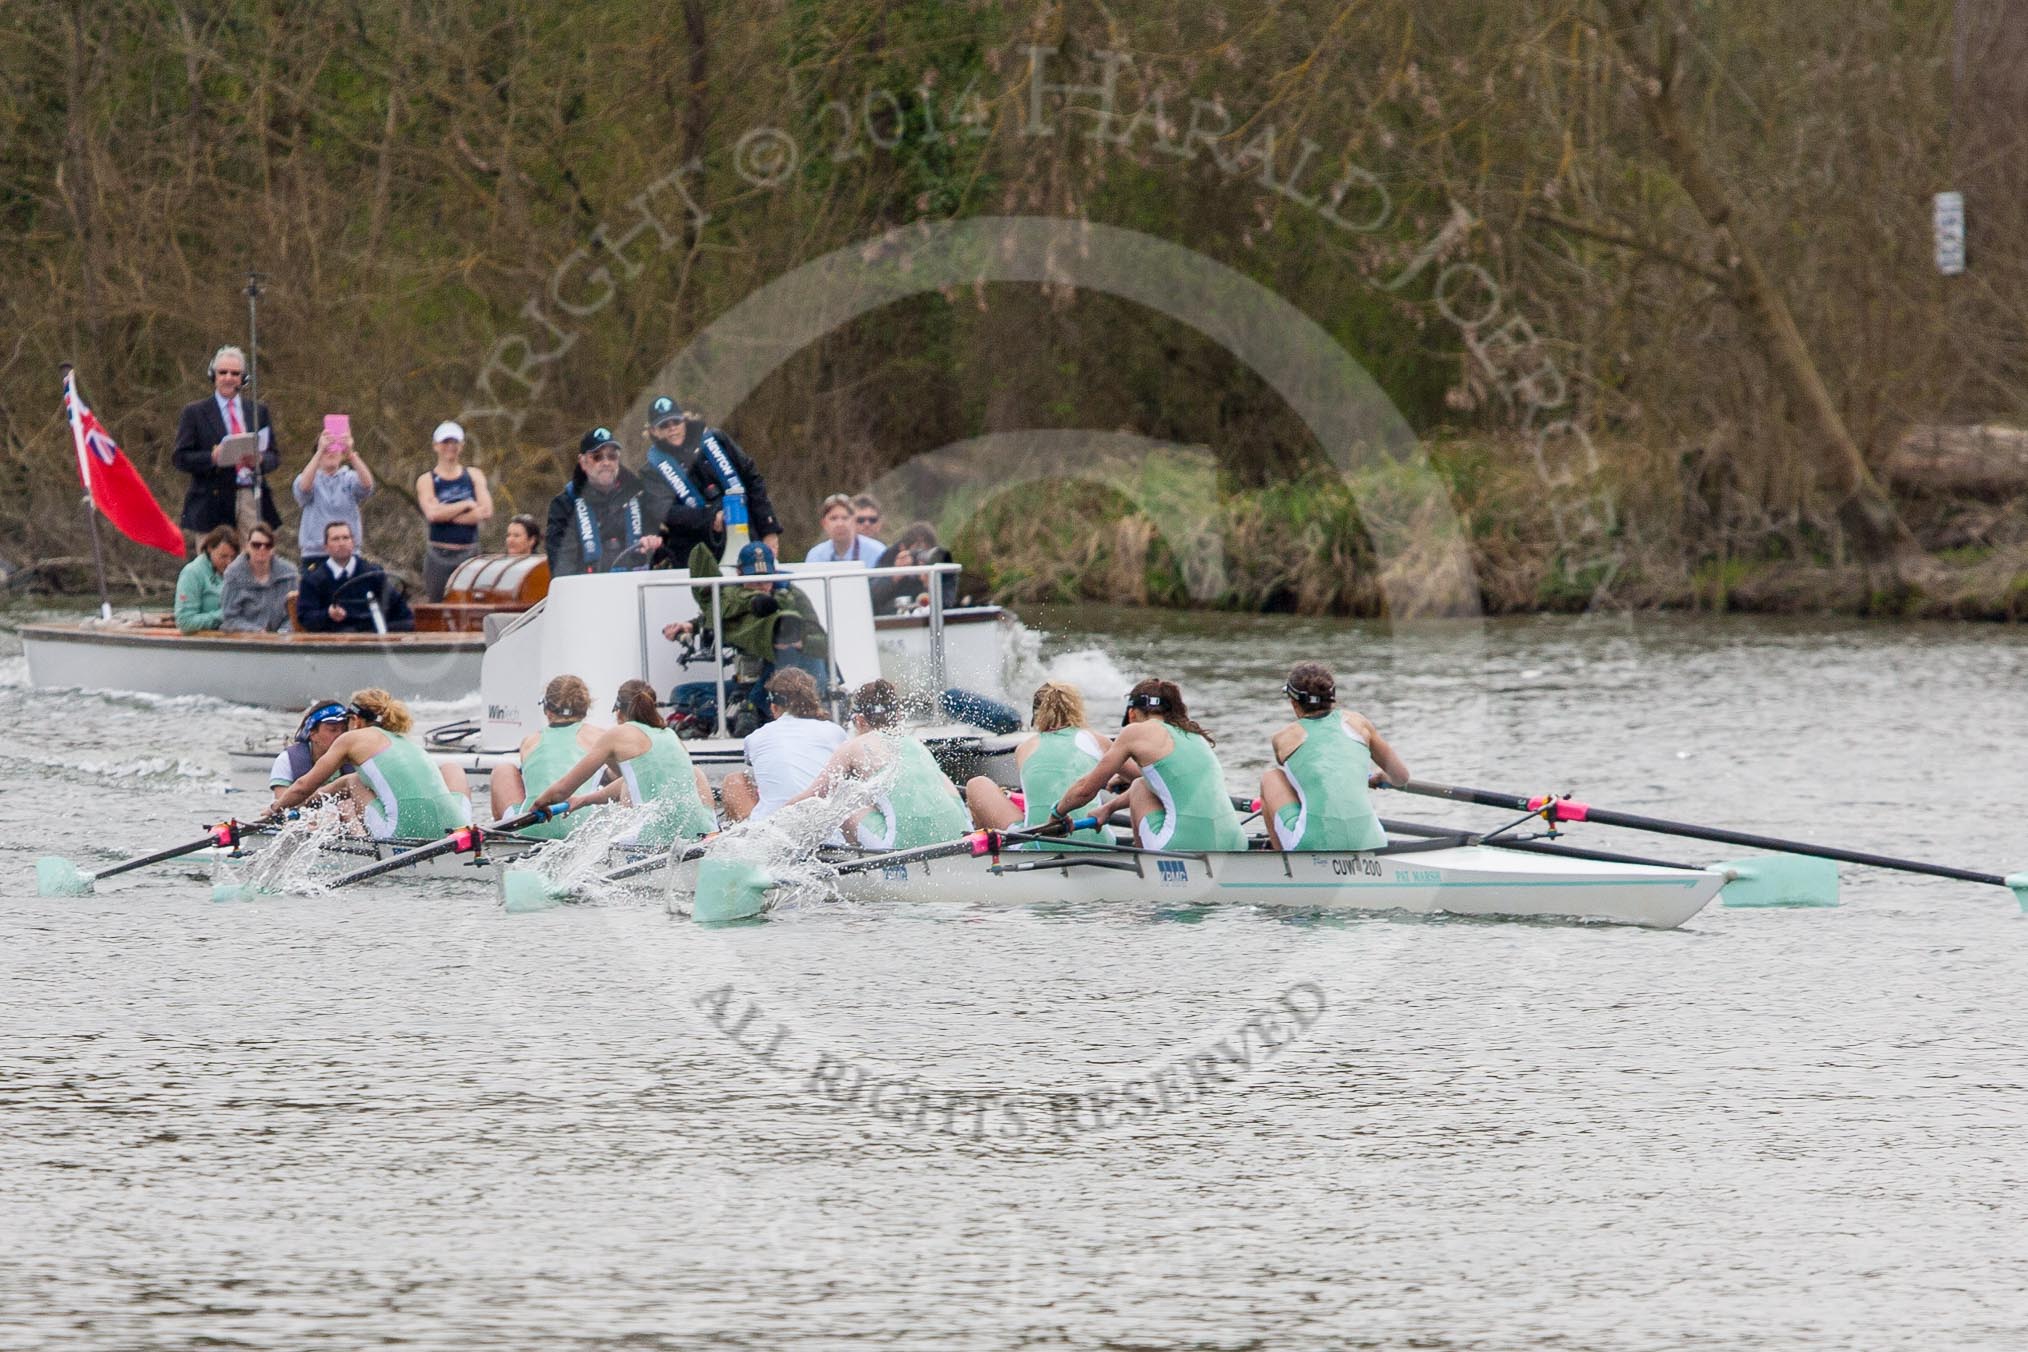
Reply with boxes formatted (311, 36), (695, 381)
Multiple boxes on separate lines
(528, 679), (715, 848)
(782, 678), (970, 849)
(963, 680), (1112, 847)
(1048, 678), (1247, 852)
(487, 675), (607, 840)
(219, 523), (297, 633)
(721, 669), (847, 824)
(1257, 661), (1410, 853)
(269, 688), (473, 841)
(174, 525), (239, 633)
(503, 513), (541, 557)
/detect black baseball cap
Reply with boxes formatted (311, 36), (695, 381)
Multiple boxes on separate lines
(648, 395), (683, 425)
(578, 426), (620, 456)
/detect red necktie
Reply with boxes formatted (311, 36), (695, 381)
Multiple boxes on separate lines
(228, 400), (243, 435)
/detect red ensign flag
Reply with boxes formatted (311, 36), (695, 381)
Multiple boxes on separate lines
(63, 368), (184, 556)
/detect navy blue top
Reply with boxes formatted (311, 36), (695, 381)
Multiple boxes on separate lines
(429, 468), (478, 547)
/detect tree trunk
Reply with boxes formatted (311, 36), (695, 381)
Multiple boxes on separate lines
(1596, 0), (1915, 563)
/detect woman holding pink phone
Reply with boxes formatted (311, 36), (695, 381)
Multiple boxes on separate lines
(293, 414), (375, 567)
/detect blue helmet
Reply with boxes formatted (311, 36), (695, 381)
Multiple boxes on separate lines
(295, 700), (349, 742)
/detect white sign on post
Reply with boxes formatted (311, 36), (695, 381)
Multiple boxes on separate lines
(1935, 191), (1966, 276)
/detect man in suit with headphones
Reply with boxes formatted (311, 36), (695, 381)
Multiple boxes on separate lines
(171, 345), (282, 542)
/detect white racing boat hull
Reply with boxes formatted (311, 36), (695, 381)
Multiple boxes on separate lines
(810, 841), (1724, 929)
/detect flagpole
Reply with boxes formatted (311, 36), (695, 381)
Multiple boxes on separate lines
(244, 271), (265, 450)
(60, 363), (114, 623)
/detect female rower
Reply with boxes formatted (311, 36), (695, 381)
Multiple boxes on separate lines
(964, 681), (1112, 847)
(1258, 661), (1409, 852)
(528, 679), (715, 848)
(1049, 678), (1246, 852)
(783, 679), (969, 849)
(270, 688), (472, 840)
(488, 674), (607, 840)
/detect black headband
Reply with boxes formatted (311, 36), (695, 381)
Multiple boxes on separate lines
(1282, 682), (1332, 708)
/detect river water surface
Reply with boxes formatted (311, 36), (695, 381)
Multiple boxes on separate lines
(2, 605), (2024, 1350)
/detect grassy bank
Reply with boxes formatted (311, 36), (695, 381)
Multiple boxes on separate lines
(943, 436), (2028, 622)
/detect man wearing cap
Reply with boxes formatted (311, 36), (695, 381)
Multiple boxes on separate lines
(662, 541), (828, 730)
(638, 395), (781, 567)
(416, 420), (495, 601)
(545, 426), (660, 577)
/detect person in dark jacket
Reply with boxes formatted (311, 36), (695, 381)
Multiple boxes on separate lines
(170, 344), (281, 537)
(545, 426), (659, 577)
(295, 521), (414, 632)
(637, 395), (781, 567)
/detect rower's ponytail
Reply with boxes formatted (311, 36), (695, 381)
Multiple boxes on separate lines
(1126, 677), (1215, 746)
(613, 679), (664, 729)
(347, 687), (413, 735)
(1282, 661), (1336, 713)
(1031, 681), (1086, 733)
(850, 678), (900, 730)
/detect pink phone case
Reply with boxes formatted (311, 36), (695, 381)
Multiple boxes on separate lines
(324, 414), (351, 440)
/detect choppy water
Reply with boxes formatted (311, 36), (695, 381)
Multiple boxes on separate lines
(3, 603), (2025, 1350)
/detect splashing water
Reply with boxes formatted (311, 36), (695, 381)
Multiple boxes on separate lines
(210, 811), (355, 898)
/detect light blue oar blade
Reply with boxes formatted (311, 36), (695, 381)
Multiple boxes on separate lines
(211, 882), (261, 904)
(1720, 854), (1840, 908)
(693, 858), (776, 925)
(35, 857), (91, 897)
(2007, 873), (2028, 913)
(500, 868), (566, 915)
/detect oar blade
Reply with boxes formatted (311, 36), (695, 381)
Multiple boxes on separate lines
(500, 867), (566, 915)
(2006, 873), (2028, 913)
(693, 858), (775, 925)
(1721, 854), (1840, 908)
(211, 881), (262, 904)
(36, 857), (91, 897)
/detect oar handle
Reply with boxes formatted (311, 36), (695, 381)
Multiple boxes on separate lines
(330, 804), (568, 889)
(1391, 780), (2011, 889)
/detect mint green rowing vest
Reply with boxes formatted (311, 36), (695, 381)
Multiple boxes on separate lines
(1019, 728), (1110, 848)
(617, 723), (715, 848)
(513, 723), (588, 840)
(358, 734), (465, 839)
(866, 735), (971, 849)
(1138, 725), (1246, 852)
(1274, 713), (1386, 851)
